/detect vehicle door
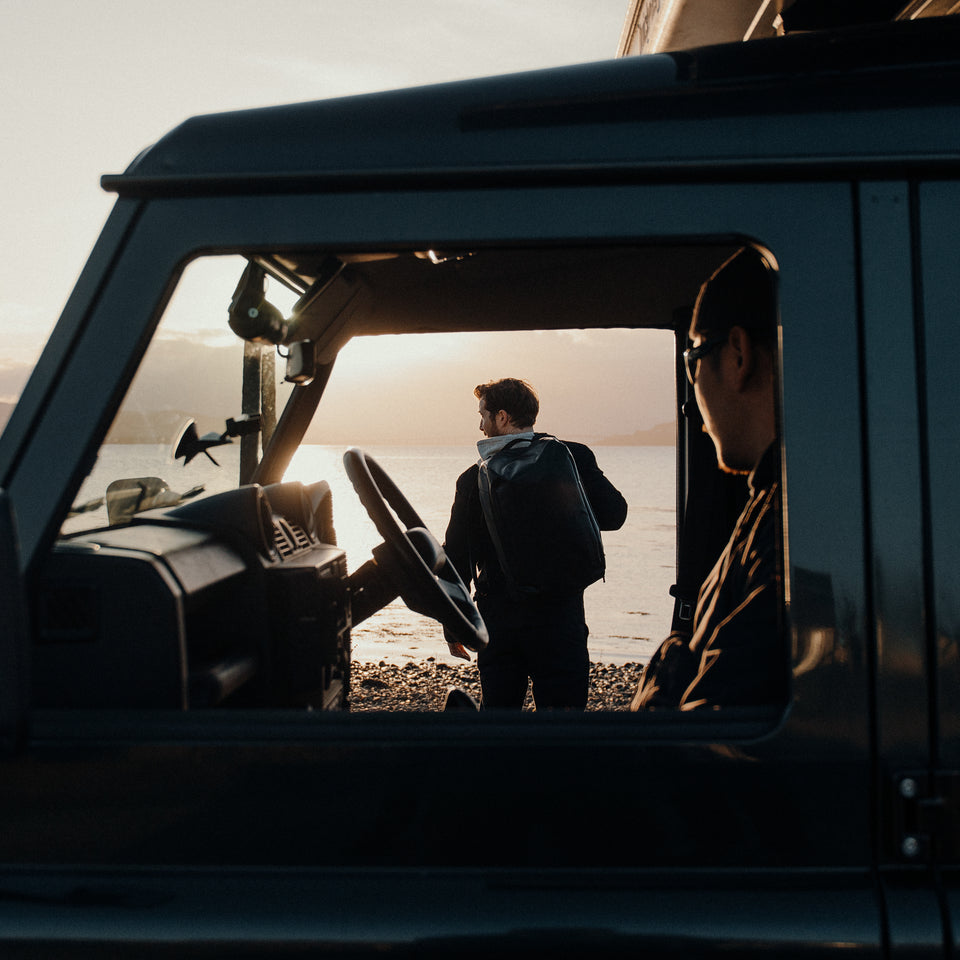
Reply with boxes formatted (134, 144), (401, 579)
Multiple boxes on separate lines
(855, 179), (950, 956)
(0, 490), (27, 753)
(917, 177), (960, 953)
(0, 173), (884, 954)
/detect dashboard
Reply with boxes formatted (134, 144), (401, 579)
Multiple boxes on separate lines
(34, 481), (351, 710)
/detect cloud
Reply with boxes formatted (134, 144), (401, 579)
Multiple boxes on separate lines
(0, 358), (36, 407)
(1, 0), (631, 382)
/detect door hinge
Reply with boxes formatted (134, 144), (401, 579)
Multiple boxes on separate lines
(893, 771), (960, 863)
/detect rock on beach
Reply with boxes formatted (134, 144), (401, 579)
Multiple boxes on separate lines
(348, 659), (643, 712)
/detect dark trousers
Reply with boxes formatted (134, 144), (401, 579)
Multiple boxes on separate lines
(476, 592), (589, 710)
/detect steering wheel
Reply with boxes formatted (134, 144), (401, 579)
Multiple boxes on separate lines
(342, 448), (487, 652)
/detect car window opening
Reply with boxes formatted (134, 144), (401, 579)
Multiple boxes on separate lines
(41, 243), (787, 723)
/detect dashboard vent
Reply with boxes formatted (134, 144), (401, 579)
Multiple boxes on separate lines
(274, 524), (295, 558)
(273, 520), (312, 558)
(289, 523), (312, 551)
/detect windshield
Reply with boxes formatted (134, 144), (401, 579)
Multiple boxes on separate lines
(62, 256), (298, 535)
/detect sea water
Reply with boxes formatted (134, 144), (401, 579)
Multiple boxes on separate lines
(67, 443), (675, 665)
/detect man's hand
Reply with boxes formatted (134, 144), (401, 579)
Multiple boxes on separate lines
(443, 625), (472, 661)
(446, 641), (471, 661)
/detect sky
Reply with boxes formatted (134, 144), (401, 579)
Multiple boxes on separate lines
(0, 1), (680, 442)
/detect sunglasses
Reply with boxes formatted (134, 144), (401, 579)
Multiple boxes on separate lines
(683, 335), (727, 385)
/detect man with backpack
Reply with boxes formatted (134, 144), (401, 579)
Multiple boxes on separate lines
(443, 378), (627, 710)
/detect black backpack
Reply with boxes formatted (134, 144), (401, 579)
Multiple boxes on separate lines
(477, 434), (605, 598)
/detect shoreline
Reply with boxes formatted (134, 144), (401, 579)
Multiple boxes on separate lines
(348, 659), (643, 712)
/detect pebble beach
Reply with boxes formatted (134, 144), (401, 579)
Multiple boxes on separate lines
(348, 659), (644, 712)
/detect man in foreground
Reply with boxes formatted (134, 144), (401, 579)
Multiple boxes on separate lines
(444, 378), (627, 710)
(632, 247), (787, 710)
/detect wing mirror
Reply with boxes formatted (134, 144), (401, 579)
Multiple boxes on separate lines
(173, 416), (260, 467)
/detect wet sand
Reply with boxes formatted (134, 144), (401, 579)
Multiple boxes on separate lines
(348, 659), (644, 712)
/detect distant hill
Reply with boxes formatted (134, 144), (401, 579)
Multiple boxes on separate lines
(0, 396), (678, 450)
(599, 421), (674, 445)
(104, 410), (227, 444)
(0, 402), (231, 446)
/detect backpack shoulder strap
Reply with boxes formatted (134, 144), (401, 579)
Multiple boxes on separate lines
(477, 458), (520, 598)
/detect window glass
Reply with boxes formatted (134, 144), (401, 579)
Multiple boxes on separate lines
(46, 244), (785, 717)
(61, 256), (297, 536)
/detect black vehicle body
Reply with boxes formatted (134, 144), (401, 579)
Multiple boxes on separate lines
(0, 14), (958, 957)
